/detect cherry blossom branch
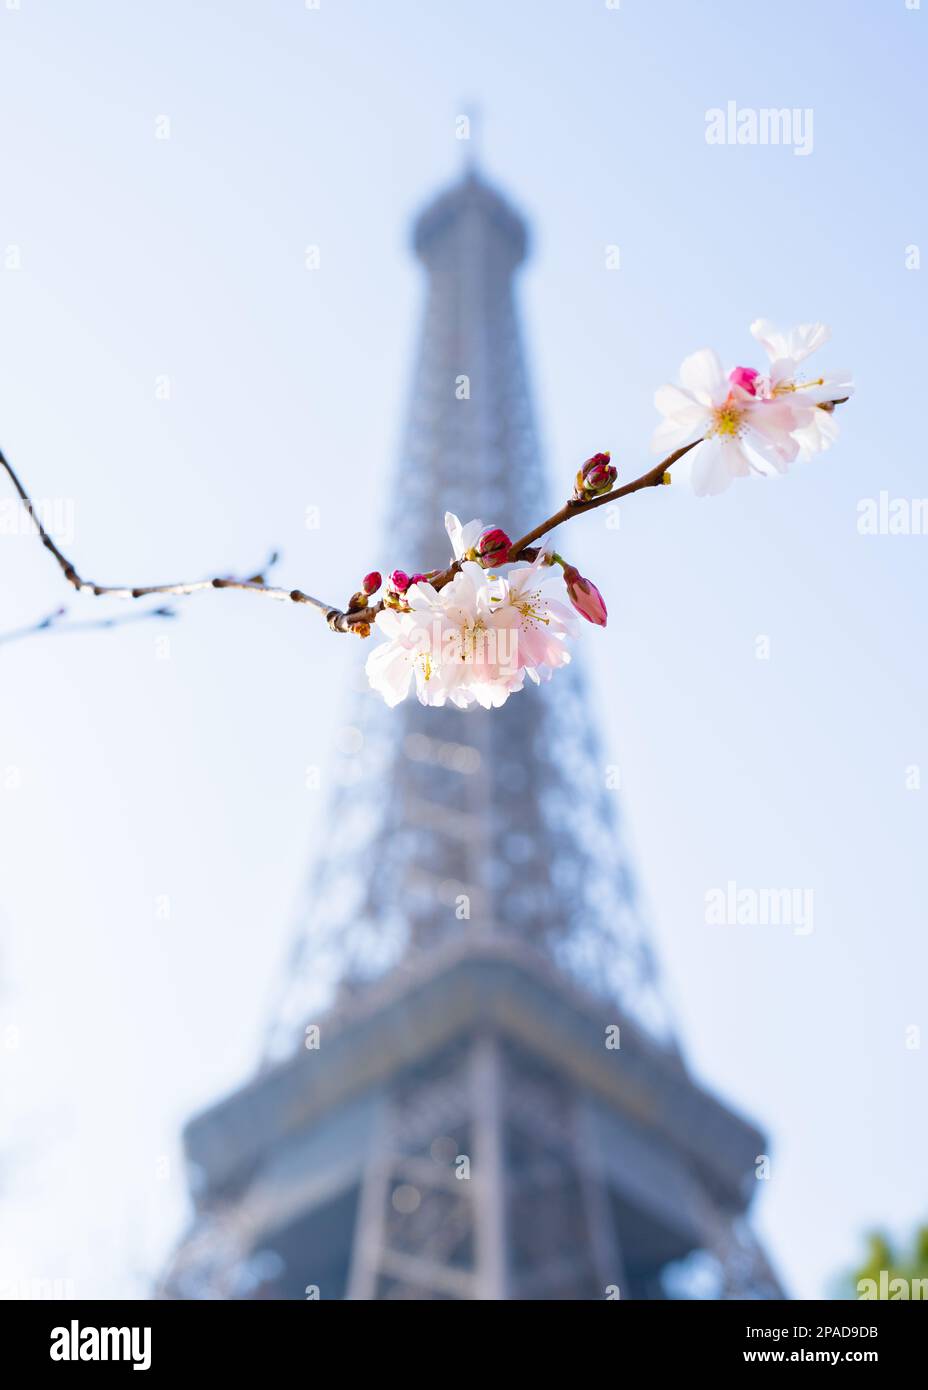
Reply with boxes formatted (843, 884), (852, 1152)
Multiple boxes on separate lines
(325, 393), (846, 624)
(1, 403), (847, 642)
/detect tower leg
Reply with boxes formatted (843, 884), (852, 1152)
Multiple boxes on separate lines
(470, 1036), (508, 1299)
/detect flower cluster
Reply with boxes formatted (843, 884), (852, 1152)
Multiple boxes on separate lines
(652, 320), (853, 496)
(366, 514), (577, 709)
(362, 320), (851, 707)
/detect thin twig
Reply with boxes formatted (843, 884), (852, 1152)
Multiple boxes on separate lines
(0, 604), (176, 647)
(0, 441), (388, 633)
(0, 443), (342, 612)
(506, 440), (702, 561)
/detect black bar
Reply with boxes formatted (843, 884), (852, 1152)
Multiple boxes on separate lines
(0, 1296), (922, 1374)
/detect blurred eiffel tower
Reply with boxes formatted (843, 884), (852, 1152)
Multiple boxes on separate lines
(163, 161), (783, 1301)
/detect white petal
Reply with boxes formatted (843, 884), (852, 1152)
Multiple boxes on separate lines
(721, 438), (752, 481)
(797, 370), (854, 405)
(793, 406), (840, 458)
(651, 414), (704, 456)
(373, 608), (405, 639)
(744, 318), (789, 366)
(406, 581), (441, 612)
(745, 436), (791, 476)
(768, 358), (796, 388)
(458, 518), (484, 556)
(750, 318), (790, 363)
(746, 400), (803, 462)
(785, 322), (831, 364)
(366, 643), (414, 707)
(679, 348), (728, 404)
(444, 512), (464, 556)
(459, 559), (489, 587)
(690, 437), (743, 496)
(751, 319), (831, 367)
(654, 382), (701, 418)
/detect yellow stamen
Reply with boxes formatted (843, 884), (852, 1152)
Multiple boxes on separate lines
(708, 403), (744, 438)
(515, 590), (550, 627)
(774, 376), (825, 395)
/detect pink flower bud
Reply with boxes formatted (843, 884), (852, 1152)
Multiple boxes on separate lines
(563, 564), (607, 627)
(471, 527), (511, 568)
(574, 451), (617, 499)
(409, 572), (429, 586)
(362, 571), (382, 596)
(388, 569), (411, 594)
(729, 366), (760, 396)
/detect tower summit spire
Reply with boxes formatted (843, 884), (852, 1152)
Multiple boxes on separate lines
(165, 166), (783, 1303)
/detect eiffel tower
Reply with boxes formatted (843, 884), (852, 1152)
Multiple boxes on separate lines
(164, 166), (783, 1301)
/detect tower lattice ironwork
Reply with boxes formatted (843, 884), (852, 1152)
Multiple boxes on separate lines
(164, 169), (783, 1302)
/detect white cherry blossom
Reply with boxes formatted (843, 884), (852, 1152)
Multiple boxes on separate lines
(487, 550), (576, 682)
(366, 547), (575, 708)
(652, 347), (811, 496)
(444, 512), (484, 561)
(749, 319), (854, 458)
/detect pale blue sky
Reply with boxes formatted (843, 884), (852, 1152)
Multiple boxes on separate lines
(0, 0), (925, 1298)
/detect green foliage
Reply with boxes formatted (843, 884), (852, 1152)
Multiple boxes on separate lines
(845, 1226), (928, 1300)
